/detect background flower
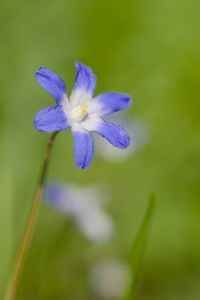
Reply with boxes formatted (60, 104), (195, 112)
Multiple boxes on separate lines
(89, 258), (131, 299)
(44, 183), (115, 243)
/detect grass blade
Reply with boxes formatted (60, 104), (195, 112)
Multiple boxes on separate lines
(122, 193), (156, 300)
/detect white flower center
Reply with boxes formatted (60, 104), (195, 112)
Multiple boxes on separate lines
(69, 102), (89, 123)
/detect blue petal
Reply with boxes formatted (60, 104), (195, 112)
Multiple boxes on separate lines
(35, 67), (67, 104)
(72, 129), (94, 169)
(44, 183), (72, 212)
(90, 92), (132, 116)
(70, 62), (96, 106)
(94, 120), (130, 149)
(44, 183), (64, 206)
(34, 105), (69, 133)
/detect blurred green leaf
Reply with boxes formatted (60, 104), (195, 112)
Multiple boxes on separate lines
(123, 193), (156, 300)
(0, 132), (13, 299)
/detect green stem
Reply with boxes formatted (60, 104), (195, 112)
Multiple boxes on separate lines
(5, 131), (59, 300)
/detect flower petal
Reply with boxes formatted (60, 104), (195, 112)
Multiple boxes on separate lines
(72, 127), (94, 169)
(35, 67), (67, 104)
(44, 183), (66, 207)
(34, 105), (69, 132)
(70, 62), (96, 107)
(83, 118), (130, 149)
(89, 92), (132, 116)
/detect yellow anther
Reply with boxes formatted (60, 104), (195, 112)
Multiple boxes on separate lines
(70, 102), (89, 122)
(82, 102), (89, 113)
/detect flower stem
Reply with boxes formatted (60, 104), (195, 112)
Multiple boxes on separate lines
(5, 131), (59, 300)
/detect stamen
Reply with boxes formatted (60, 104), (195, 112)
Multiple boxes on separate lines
(70, 102), (89, 122)
(82, 103), (89, 113)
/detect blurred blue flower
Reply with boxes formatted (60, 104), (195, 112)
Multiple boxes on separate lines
(89, 258), (131, 299)
(44, 183), (115, 243)
(34, 62), (132, 169)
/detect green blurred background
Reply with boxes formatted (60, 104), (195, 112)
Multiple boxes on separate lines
(0, 0), (200, 299)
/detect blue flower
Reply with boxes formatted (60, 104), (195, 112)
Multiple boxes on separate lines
(44, 183), (115, 243)
(34, 62), (132, 169)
